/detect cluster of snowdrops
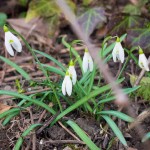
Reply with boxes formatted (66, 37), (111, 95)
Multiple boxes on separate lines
(3, 25), (150, 96)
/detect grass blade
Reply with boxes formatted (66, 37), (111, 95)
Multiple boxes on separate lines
(14, 124), (41, 150)
(34, 49), (66, 71)
(51, 84), (111, 125)
(0, 108), (20, 119)
(67, 120), (100, 150)
(43, 64), (65, 76)
(0, 90), (56, 115)
(142, 132), (150, 142)
(0, 56), (30, 80)
(98, 111), (134, 122)
(98, 86), (139, 104)
(102, 115), (128, 146)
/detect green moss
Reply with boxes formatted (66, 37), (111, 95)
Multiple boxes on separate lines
(130, 74), (150, 100)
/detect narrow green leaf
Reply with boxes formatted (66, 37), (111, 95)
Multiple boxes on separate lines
(67, 120), (100, 150)
(51, 84), (111, 125)
(0, 90), (56, 115)
(34, 49), (66, 71)
(2, 111), (19, 126)
(98, 86), (139, 104)
(79, 71), (90, 84)
(142, 132), (150, 142)
(88, 65), (96, 93)
(22, 124), (41, 137)
(51, 78), (124, 125)
(102, 115), (128, 146)
(0, 56), (30, 80)
(98, 111), (134, 122)
(43, 64), (65, 76)
(14, 124), (41, 150)
(14, 137), (23, 150)
(0, 108), (20, 119)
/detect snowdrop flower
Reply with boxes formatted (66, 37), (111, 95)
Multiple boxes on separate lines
(68, 60), (77, 85)
(82, 48), (93, 73)
(62, 71), (72, 96)
(4, 25), (22, 56)
(112, 37), (125, 63)
(138, 47), (149, 71)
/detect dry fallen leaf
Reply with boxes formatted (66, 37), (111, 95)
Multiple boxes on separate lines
(0, 102), (12, 114)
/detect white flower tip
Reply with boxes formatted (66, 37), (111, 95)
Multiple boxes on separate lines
(62, 75), (72, 96)
(112, 42), (125, 63)
(146, 67), (149, 72)
(120, 59), (124, 63)
(5, 31), (22, 56)
(82, 51), (94, 73)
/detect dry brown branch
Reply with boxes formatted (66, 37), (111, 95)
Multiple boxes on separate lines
(58, 121), (81, 141)
(56, 0), (128, 106)
(127, 109), (150, 131)
(56, 1), (150, 149)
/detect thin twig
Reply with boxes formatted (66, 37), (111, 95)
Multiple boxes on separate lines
(37, 110), (47, 123)
(127, 109), (150, 131)
(58, 121), (81, 141)
(27, 107), (36, 150)
(42, 139), (85, 145)
(36, 113), (59, 134)
(134, 57), (150, 87)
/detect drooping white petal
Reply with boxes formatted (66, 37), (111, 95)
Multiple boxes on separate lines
(139, 54), (149, 71)
(11, 34), (22, 52)
(62, 76), (67, 96)
(69, 66), (77, 85)
(65, 76), (72, 96)
(82, 52), (89, 73)
(5, 39), (14, 56)
(112, 44), (117, 62)
(5, 31), (22, 53)
(117, 42), (125, 63)
(88, 54), (93, 72)
(8, 31), (22, 52)
(138, 60), (143, 69)
(112, 42), (125, 63)
(5, 31), (12, 41)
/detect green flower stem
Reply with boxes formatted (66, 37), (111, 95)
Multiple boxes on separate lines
(62, 37), (83, 74)
(117, 55), (130, 80)
(10, 28), (62, 112)
(105, 52), (130, 99)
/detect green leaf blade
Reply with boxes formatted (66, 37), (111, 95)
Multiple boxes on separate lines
(0, 56), (30, 80)
(102, 115), (128, 146)
(0, 90), (56, 115)
(98, 111), (134, 122)
(67, 120), (100, 150)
